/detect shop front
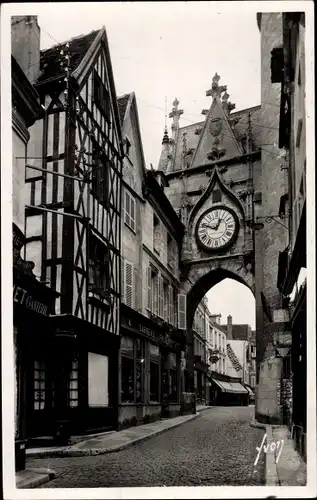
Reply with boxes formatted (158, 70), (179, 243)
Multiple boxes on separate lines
(43, 314), (121, 442)
(210, 374), (249, 406)
(119, 304), (185, 429)
(194, 356), (208, 405)
(13, 224), (58, 468)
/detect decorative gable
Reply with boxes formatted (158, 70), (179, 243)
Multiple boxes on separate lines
(190, 73), (243, 168)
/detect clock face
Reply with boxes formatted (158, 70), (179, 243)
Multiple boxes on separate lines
(196, 206), (239, 251)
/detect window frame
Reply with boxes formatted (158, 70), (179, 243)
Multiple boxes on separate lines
(124, 190), (136, 233)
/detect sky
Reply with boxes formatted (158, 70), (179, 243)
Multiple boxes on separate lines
(6, 1), (262, 328)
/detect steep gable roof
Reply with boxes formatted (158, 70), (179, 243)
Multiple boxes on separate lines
(37, 30), (100, 84)
(117, 93), (131, 125)
(223, 324), (250, 341)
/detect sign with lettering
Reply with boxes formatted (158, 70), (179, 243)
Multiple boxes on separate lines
(13, 285), (49, 316)
(273, 309), (290, 323)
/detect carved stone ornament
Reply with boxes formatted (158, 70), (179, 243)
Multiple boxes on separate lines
(195, 127), (203, 135)
(207, 148), (226, 161)
(209, 117), (223, 137)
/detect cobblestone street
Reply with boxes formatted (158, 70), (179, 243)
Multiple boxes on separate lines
(27, 406), (265, 488)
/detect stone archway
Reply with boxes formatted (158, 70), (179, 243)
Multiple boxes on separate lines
(180, 256), (254, 329)
(179, 257), (254, 397)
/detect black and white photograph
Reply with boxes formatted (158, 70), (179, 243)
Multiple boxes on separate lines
(1, 1), (315, 498)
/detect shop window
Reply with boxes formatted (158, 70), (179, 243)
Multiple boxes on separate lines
(89, 233), (109, 292)
(34, 360), (46, 410)
(121, 357), (134, 403)
(124, 190), (136, 232)
(136, 338), (144, 403)
(68, 359), (79, 408)
(150, 343), (160, 402)
(88, 352), (109, 407)
(91, 144), (109, 206)
(169, 353), (178, 403)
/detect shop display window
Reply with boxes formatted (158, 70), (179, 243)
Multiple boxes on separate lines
(33, 360), (45, 410)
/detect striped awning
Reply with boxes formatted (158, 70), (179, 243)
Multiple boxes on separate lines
(211, 378), (248, 394)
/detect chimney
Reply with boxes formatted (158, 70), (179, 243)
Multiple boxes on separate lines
(227, 315), (233, 340)
(11, 16), (41, 84)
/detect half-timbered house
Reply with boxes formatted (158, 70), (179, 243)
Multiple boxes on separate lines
(23, 25), (124, 439)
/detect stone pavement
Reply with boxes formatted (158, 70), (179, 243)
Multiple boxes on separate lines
(26, 411), (206, 459)
(26, 406), (266, 488)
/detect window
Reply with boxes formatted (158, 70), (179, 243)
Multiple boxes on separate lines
(153, 214), (160, 253)
(91, 144), (109, 205)
(149, 344), (160, 402)
(88, 353), (109, 407)
(124, 190), (136, 232)
(68, 359), (79, 407)
(93, 69), (110, 119)
(212, 189), (222, 203)
(169, 352), (178, 402)
(89, 233), (109, 292)
(124, 260), (134, 308)
(251, 375), (256, 388)
(34, 360), (45, 410)
(125, 137), (131, 157)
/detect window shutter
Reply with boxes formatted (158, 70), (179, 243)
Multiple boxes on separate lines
(178, 293), (187, 330)
(168, 285), (173, 324)
(134, 266), (139, 311)
(158, 276), (164, 318)
(163, 284), (168, 321)
(124, 261), (133, 308)
(147, 266), (152, 310)
(153, 275), (159, 316)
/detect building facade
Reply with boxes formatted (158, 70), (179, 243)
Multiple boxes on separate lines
(119, 94), (186, 428)
(11, 17), (59, 469)
(275, 12), (307, 460)
(14, 19), (124, 440)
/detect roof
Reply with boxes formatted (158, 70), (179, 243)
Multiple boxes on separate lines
(37, 29), (100, 84)
(223, 324), (250, 341)
(117, 93), (131, 125)
(171, 105), (261, 171)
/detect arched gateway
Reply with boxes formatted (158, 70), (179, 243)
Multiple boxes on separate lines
(157, 73), (273, 418)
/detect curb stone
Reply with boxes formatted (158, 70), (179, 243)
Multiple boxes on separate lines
(27, 413), (200, 458)
(16, 468), (55, 489)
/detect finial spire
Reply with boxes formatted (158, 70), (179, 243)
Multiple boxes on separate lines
(169, 97), (183, 141)
(206, 73), (227, 98)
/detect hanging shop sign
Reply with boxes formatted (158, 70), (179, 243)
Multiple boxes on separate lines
(273, 309), (290, 323)
(13, 285), (49, 316)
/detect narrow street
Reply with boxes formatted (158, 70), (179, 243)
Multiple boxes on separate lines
(28, 407), (265, 488)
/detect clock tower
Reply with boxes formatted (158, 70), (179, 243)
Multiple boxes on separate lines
(160, 73), (263, 403)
